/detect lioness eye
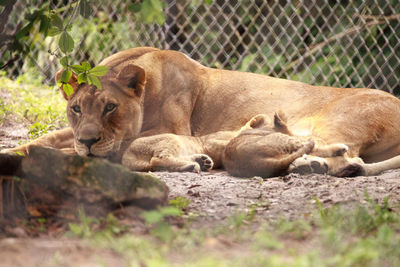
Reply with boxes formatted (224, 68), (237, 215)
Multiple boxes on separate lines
(105, 103), (117, 113)
(72, 105), (81, 113)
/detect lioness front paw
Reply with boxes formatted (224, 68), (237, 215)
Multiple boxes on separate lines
(192, 154), (214, 171)
(330, 144), (349, 157)
(288, 154), (328, 175)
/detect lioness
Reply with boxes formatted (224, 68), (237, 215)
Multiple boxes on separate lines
(223, 112), (349, 178)
(5, 47), (400, 176)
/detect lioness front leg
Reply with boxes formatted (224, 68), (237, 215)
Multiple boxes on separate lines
(3, 127), (74, 155)
(288, 154), (366, 177)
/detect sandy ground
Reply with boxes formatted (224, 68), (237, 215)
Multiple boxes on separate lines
(1, 124), (400, 266)
(157, 169), (400, 225)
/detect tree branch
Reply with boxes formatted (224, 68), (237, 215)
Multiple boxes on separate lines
(0, 0), (17, 35)
(283, 13), (400, 73)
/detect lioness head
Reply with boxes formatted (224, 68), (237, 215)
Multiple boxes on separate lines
(56, 64), (146, 158)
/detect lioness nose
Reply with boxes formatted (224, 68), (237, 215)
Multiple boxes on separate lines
(79, 137), (100, 149)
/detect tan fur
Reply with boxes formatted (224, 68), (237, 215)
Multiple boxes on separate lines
(5, 47), (400, 176)
(223, 113), (348, 178)
(122, 115), (261, 172)
(122, 131), (237, 173)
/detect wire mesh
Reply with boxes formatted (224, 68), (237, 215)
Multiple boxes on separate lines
(1, 0), (399, 93)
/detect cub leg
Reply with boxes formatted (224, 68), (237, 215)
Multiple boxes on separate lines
(242, 140), (315, 178)
(268, 140), (315, 176)
(149, 153), (213, 173)
(149, 155), (203, 173)
(312, 143), (349, 157)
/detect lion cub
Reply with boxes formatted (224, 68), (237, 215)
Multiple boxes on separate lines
(122, 130), (238, 173)
(223, 112), (348, 178)
(122, 112), (347, 175)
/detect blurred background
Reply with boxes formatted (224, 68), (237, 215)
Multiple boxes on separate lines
(1, 0), (399, 93)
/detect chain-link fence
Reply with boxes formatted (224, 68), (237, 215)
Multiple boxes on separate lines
(1, 0), (399, 93)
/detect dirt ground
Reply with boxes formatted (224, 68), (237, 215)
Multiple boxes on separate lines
(1, 123), (400, 266)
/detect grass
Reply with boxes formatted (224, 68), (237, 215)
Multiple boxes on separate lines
(62, 196), (400, 267)
(0, 70), (67, 140)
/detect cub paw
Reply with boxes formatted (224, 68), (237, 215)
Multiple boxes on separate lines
(288, 154), (328, 175)
(192, 154), (214, 171)
(179, 163), (201, 173)
(304, 140), (315, 153)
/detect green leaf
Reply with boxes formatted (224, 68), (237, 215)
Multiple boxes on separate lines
(60, 69), (72, 83)
(141, 0), (166, 25)
(63, 83), (74, 97)
(26, 10), (41, 21)
(68, 223), (83, 237)
(60, 56), (70, 68)
(169, 196), (190, 210)
(16, 22), (34, 39)
(204, 0), (213, 4)
(88, 65), (109, 76)
(77, 73), (88, 84)
(88, 75), (102, 90)
(71, 64), (86, 73)
(48, 26), (63, 36)
(59, 31), (74, 53)
(50, 14), (63, 30)
(65, 24), (72, 32)
(79, 0), (92, 18)
(160, 206), (181, 216)
(0, 0), (13, 6)
(39, 14), (50, 35)
(150, 0), (163, 10)
(128, 3), (141, 13)
(142, 210), (164, 224)
(81, 61), (91, 71)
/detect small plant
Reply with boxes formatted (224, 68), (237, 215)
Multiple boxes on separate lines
(141, 206), (181, 242)
(169, 196), (191, 211)
(68, 207), (99, 238)
(276, 219), (313, 240)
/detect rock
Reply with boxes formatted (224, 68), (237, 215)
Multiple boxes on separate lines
(0, 146), (169, 218)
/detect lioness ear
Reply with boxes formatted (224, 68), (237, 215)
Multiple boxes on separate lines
(55, 69), (79, 101)
(116, 64), (146, 97)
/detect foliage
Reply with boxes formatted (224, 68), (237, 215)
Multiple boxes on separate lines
(0, 72), (67, 139)
(68, 207), (127, 239)
(0, 0), (168, 95)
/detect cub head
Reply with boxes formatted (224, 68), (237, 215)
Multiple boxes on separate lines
(56, 64), (146, 158)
